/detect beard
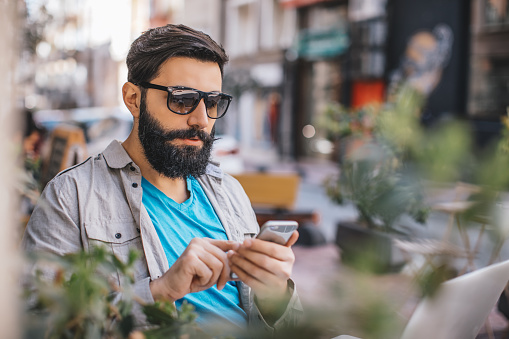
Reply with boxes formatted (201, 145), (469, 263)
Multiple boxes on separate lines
(137, 95), (215, 179)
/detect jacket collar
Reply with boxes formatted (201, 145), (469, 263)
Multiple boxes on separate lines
(102, 140), (133, 169)
(206, 159), (223, 179)
(102, 140), (224, 180)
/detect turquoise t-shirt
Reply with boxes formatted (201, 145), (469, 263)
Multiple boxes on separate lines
(141, 176), (247, 328)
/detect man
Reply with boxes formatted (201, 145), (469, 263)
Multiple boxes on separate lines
(22, 24), (303, 333)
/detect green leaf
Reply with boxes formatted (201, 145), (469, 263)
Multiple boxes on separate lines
(142, 304), (177, 326)
(118, 314), (135, 337)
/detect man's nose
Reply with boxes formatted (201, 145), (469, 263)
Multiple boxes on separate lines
(187, 99), (209, 129)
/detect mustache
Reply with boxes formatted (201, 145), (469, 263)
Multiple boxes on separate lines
(151, 128), (216, 143)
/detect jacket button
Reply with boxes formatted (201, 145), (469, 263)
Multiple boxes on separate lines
(132, 183), (138, 188)
(130, 166), (135, 171)
(115, 233), (122, 239)
(136, 228), (140, 233)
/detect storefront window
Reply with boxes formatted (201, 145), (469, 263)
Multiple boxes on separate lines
(468, 0), (509, 120)
(468, 55), (509, 119)
(484, 0), (509, 26)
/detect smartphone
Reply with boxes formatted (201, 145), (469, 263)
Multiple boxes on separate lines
(256, 220), (299, 245)
(230, 220), (298, 280)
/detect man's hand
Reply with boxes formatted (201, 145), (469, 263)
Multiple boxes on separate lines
(149, 238), (239, 302)
(227, 231), (299, 320)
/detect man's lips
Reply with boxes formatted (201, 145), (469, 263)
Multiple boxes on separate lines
(173, 137), (203, 146)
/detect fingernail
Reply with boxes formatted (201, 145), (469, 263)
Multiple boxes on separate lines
(227, 250), (234, 257)
(243, 238), (252, 247)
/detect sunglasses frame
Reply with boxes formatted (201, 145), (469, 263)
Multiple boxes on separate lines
(136, 81), (232, 119)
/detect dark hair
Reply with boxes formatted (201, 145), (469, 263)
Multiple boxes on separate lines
(126, 24), (228, 84)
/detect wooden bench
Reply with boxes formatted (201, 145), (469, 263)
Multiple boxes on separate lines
(232, 172), (319, 227)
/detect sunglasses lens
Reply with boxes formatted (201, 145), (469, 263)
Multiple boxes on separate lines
(167, 88), (230, 118)
(206, 94), (230, 118)
(169, 90), (200, 113)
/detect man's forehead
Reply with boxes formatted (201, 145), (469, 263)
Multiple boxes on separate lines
(153, 57), (223, 89)
(159, 57), (220, 70)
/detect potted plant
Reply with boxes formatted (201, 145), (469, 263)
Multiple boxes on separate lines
(325, 142), (429, 273)
(322, 86), (430, 273)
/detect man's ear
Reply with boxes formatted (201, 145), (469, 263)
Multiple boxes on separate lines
(122, 82), (141, 119)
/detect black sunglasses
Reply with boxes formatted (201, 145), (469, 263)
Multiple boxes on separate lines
(136, 82), (232, 119)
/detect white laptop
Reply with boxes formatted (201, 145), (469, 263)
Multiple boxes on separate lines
(401, 259), (509, 339)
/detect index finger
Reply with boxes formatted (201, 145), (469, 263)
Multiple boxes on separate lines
(206, 238), (240, 252)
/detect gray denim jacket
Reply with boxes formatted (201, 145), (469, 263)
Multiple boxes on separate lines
(22, 140), (303, 333)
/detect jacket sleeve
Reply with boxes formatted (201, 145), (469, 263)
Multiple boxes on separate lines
(248, 279), (304, 334)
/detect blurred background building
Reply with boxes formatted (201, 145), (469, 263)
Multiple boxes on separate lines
(17, 0), (509, 164)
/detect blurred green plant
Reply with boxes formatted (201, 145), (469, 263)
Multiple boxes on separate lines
(325, 141), (428, 232)
(300, 271), (406, 339)
(320, 102), (379, 141)
(323, 85), (430, 233)
(23, 247), (201, 339)
(142, 301), (206, 339)
(323, 82), (509, 309)
(23, 247), (339, 339)
(417, 261), (457, 298)
(24, 247), (139, 338)
(464, 108), (509, 249)
(25, 246), (406, 339)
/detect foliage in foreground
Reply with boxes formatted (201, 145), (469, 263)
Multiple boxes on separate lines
(23, 247), (200, 339)
(24, 247), (331, 339)
(24, 246), (403, 339)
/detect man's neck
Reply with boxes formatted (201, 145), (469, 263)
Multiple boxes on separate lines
(122, 136), (189, 203)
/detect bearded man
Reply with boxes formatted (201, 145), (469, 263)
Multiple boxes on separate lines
(22, 24), (303, 333)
